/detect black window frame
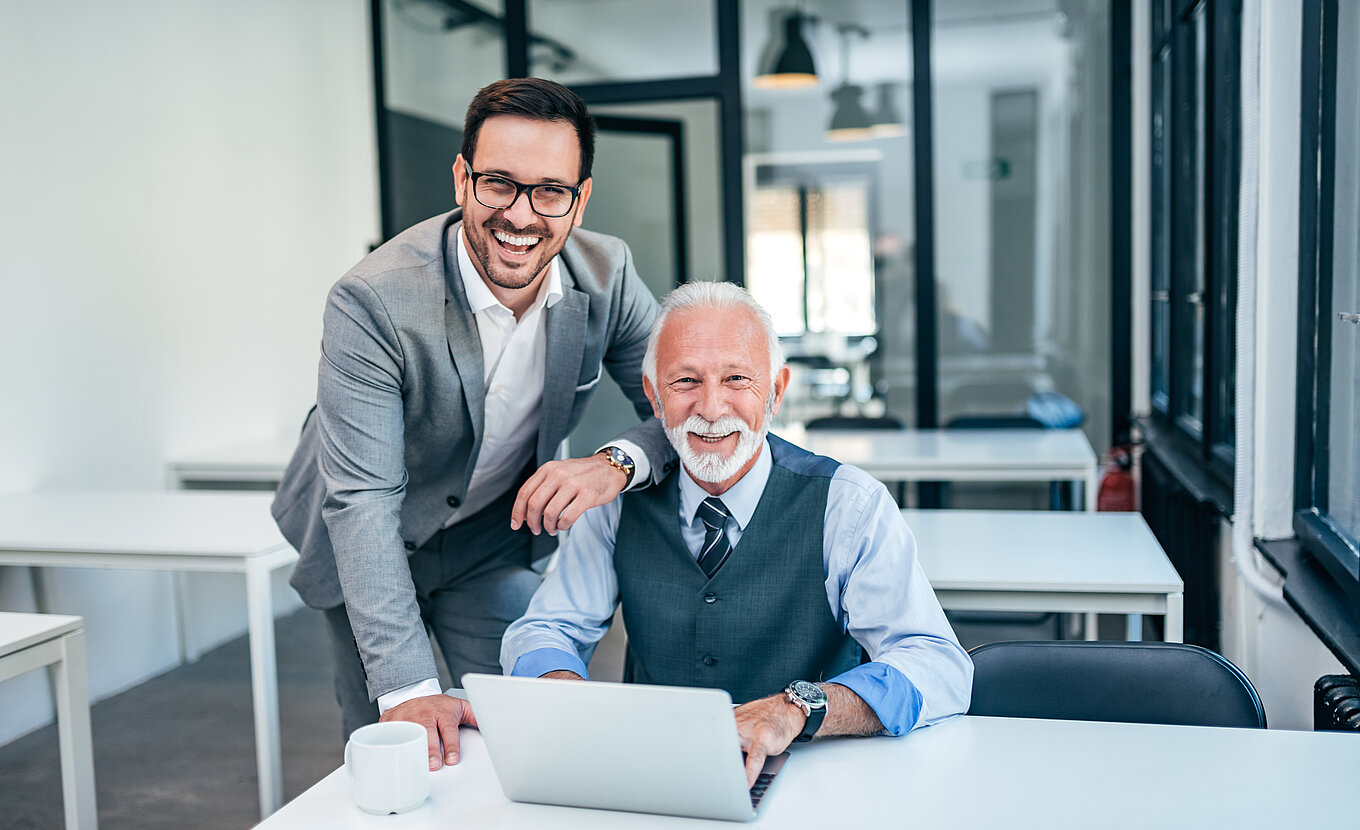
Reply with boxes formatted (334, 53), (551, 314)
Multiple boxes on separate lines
(1146, 0), (1240, 488)
(1295, 0), (1360, 613)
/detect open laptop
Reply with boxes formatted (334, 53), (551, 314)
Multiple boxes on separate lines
(462, 673), (788, 822)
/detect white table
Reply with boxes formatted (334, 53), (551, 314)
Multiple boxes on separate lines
(254, 716), (1360, 829)
(166, 435), (297, 490)
(906, 509), (1184, 642)
(778, 426), (1100, 510)
(0, 612), (97, 830)
(0, 491), (298, 820)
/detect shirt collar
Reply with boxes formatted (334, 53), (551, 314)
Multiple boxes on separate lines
(677, 437), (773, 531)
(457, 226), (563, 315)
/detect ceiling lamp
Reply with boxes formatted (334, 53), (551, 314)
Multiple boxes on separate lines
(826, 84), (875, 141)
(753, 10), (819, 89)
(869, 82), (906, 137)
(825, 24), (872, 141)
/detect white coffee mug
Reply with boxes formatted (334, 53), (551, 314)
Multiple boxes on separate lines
(345, 721), (430, 815)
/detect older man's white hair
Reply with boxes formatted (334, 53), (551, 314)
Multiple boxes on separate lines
(642, 281), (786, 387)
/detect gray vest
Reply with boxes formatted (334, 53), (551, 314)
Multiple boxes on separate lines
(613, 435), (861, 704)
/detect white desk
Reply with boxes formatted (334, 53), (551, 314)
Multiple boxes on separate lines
(906, 509), (1184, 642)
(779, 426), (1100, 511)
(0, 612), (96, 830)
(0, 491), (298, 820)
(166, 435), (297, 490)
(255, 716), (1360, 829)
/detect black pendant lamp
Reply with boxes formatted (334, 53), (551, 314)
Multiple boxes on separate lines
(825, 24), (873, 141)
(754, 9), (819, 89)
(870, 82), (906, 137)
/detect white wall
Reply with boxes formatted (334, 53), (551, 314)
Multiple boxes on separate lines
(0, 0), (379, 745)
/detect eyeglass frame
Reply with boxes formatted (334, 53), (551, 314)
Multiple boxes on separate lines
(464, 166), (586, 218)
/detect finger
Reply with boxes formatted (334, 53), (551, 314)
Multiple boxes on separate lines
(511, 470), (547, 531)
(425, 722), (444, 770)
(438, 710), (463, 766)
(522, 479), (563, 536)
(744, 746), (767, 790)
(540, 488), (579, 536)
(458, 699), (479, 729)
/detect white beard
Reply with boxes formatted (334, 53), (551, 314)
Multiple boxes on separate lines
(662, 398), (774, 485)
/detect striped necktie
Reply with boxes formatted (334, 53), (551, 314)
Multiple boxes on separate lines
(696, 497), (734, 578)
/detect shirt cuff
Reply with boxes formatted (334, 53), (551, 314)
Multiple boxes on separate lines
(377, 677), (443, 715)
(511, 647), (590, 680)
(597, 439), (650, 491)
(827, 662), (924, 736)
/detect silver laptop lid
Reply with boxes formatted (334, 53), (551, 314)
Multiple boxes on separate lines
(463, 673), (762, 822)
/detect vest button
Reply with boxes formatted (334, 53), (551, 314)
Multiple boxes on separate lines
(704, 593), (717, 604)
(403, 541), (416, 551)
(447, 495), (461, 508)
(703, 655), (716, 666)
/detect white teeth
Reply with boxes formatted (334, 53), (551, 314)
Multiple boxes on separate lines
(494, 230), (540, 247)
(694, 433), (733, 443)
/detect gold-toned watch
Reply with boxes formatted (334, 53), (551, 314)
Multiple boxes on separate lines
(597, 446), (636, 487)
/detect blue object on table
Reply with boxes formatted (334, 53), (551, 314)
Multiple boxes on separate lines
(1026, 392), (1084, 429)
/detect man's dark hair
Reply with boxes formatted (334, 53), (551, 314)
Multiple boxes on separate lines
(461, 78), (596, 182)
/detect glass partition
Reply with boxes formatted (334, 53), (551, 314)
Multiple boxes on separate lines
(741, 0), (916, 427)
(932, 0), (1112, 453)
(378, 0), (507, 237)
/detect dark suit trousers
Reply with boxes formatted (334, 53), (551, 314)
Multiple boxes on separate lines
(324, 485), (542, 738)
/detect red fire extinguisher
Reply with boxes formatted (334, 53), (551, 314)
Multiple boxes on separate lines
(1097, 445), (1136, 511)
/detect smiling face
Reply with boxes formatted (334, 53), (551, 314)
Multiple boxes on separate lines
(452, 114), (592, 311)
(644, 304), (790, 495)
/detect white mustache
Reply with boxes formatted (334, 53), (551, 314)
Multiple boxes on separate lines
(682, 415), (753, 439)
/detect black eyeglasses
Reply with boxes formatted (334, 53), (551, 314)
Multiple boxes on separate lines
(466, 167), (583, 218)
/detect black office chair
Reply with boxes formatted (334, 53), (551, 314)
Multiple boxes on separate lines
(806, 414), (907, 503)
(805, 414), (906, 431)
(967, 640), (1267, 728)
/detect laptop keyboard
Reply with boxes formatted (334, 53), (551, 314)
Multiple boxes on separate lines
(749, 771), (775, 809)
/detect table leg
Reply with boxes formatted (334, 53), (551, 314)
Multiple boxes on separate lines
(1126, 614), (1144, 641)
(1083, 612), (1098, 641)
(54, 630), (98, 830)
(245, 561), (284, 818)
(1164, 592), (1185, 643)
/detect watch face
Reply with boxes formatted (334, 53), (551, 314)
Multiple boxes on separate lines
(609, 447), (633, 468)
(790, 680), (827, 706)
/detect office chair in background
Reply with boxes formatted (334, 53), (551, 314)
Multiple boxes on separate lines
(967, 640), (1267, 728)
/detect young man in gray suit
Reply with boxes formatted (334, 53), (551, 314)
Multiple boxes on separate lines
(272, 78), (674, 770)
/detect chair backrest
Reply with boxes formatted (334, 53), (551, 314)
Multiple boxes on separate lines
(805, 415), (906, 431)
(945, 414), (1045, 430)
(967, 641), (1267, 729)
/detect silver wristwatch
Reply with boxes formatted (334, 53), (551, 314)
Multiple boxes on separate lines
(784, 680), (828, 743)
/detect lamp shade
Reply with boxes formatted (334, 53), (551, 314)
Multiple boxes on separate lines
(754, 11), (819, 89)
(870, 82), (906, 137)
(826, 83), (874, 141)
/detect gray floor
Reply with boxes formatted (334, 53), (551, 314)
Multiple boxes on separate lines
(0, 608), (342, 830)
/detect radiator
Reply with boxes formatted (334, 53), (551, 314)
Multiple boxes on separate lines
(1314, 675), (1360, 732)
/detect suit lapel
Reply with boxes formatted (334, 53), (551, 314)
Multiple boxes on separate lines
(443, 220), (486, 447)
(539, 276), (588, 463)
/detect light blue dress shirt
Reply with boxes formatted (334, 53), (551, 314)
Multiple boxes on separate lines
(500, 438), (974, 734)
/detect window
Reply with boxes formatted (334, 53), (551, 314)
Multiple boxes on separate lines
(1296, 0), (1360, 610)
(1147, 0), (1239, 481)
(746, 161), (878, 337)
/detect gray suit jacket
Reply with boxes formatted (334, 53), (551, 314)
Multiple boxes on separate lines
(271, 209), (674, 697)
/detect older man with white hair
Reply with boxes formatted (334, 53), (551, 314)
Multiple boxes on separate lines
(500, 281), (972, 784)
